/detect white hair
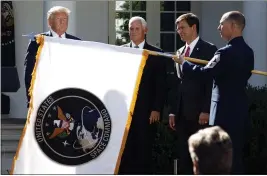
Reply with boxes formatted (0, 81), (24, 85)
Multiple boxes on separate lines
(129, 16), (147, 29)
(47, 6), (71, 20)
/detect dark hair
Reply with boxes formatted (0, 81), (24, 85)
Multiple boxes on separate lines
(176, 13), (200, 34)
(188, 126), (233, 174)
(225, 11), (246, 30)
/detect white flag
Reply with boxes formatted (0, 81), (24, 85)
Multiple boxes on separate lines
(11, 35), (149, 174)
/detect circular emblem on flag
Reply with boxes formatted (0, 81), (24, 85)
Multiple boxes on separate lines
(34, 88), (112, 165)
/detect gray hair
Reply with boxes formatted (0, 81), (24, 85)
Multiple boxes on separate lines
(188, 126), (233, 174)
(129, 16), (147, 29)
(47, 6), (71, 20)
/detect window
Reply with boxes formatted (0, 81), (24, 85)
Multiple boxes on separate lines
(160, 1), (190, 53)
(110, 1), (191, 52)
(115, 1), (147, 45)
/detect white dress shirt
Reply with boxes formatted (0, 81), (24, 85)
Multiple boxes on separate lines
(131, 40), (145, 49)
(185, 36), (199, 56)
(177, 36), (200, 73)
(50, 29), (66, 39)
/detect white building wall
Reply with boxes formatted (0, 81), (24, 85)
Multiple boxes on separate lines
(243, 1), (267, 87)
(200, 1), (243, 48)
(76, 1), (109, 43)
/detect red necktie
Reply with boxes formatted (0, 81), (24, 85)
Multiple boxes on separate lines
(184, 46), (190, 57)
(178, 46), (190, 79)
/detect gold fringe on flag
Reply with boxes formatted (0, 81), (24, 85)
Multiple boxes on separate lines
(10, 34), (45, 175)
(114, 50), (149, 174)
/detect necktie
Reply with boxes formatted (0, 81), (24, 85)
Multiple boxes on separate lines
(184, 46), (190, 57)
(178, 46), (190, 79)
(134, 45), (139, 48)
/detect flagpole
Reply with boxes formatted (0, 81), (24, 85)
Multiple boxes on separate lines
(145, 50), (267, 76)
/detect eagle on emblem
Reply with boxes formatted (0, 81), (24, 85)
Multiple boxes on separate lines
(49, 106), (74, 139)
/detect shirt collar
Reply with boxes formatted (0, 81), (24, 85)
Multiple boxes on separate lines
(185, 36), (199, 51)
(50, 29), (66, 38)
(131, 40), (145, 49)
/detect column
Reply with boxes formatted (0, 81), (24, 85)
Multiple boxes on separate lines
(243, 1), (267, 87)
(43, 1), (76, 35)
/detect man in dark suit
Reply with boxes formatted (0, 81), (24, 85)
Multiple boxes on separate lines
(168, 13), (217, 174)
(24, 6), (81, 107)
(173, 11), (254, 174)
(119, 16), (166, 174)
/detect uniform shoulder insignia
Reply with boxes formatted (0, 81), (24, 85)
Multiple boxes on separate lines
(205, 54), (220, 69)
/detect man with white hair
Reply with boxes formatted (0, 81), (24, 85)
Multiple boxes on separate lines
(24, 6), (81, 107)
(119, 16), (166, 174)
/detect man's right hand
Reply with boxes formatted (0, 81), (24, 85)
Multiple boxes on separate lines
(172, 50), (185, 64)
(169, 115), (176, 130)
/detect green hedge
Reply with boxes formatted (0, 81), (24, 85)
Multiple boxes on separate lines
(152, 85), (267, 174)
(244, 85), (267, 174)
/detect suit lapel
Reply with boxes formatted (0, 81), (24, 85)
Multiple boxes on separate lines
(47, 31), (53, 37)
(180, 45), (186, 55)
(175, 45), (186, 79)
(175, 38), (203, 78)
(176, 62), (183, 79)
(189, 38), (202, 58)
(143, 42), (149, 50)
(126, 42), (131, 48)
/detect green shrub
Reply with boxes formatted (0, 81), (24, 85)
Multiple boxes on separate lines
(244, 85), (267, 174)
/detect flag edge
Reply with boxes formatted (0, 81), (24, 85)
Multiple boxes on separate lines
(10, 35), (45, 175)
(113, 50), (149, 174)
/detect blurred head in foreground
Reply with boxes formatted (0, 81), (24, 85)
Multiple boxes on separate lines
(188, 126), (233, 174)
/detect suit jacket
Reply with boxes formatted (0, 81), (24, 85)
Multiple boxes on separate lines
(123, 41), (166, 124)
(182, 36), (254, 136)
(168, 38), (217, 122)
(24, 31), (81, 105)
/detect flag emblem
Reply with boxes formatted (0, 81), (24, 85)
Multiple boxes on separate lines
(34, 88), (112, 165)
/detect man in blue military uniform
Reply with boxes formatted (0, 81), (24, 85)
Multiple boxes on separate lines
(173, 11), (254, 174)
